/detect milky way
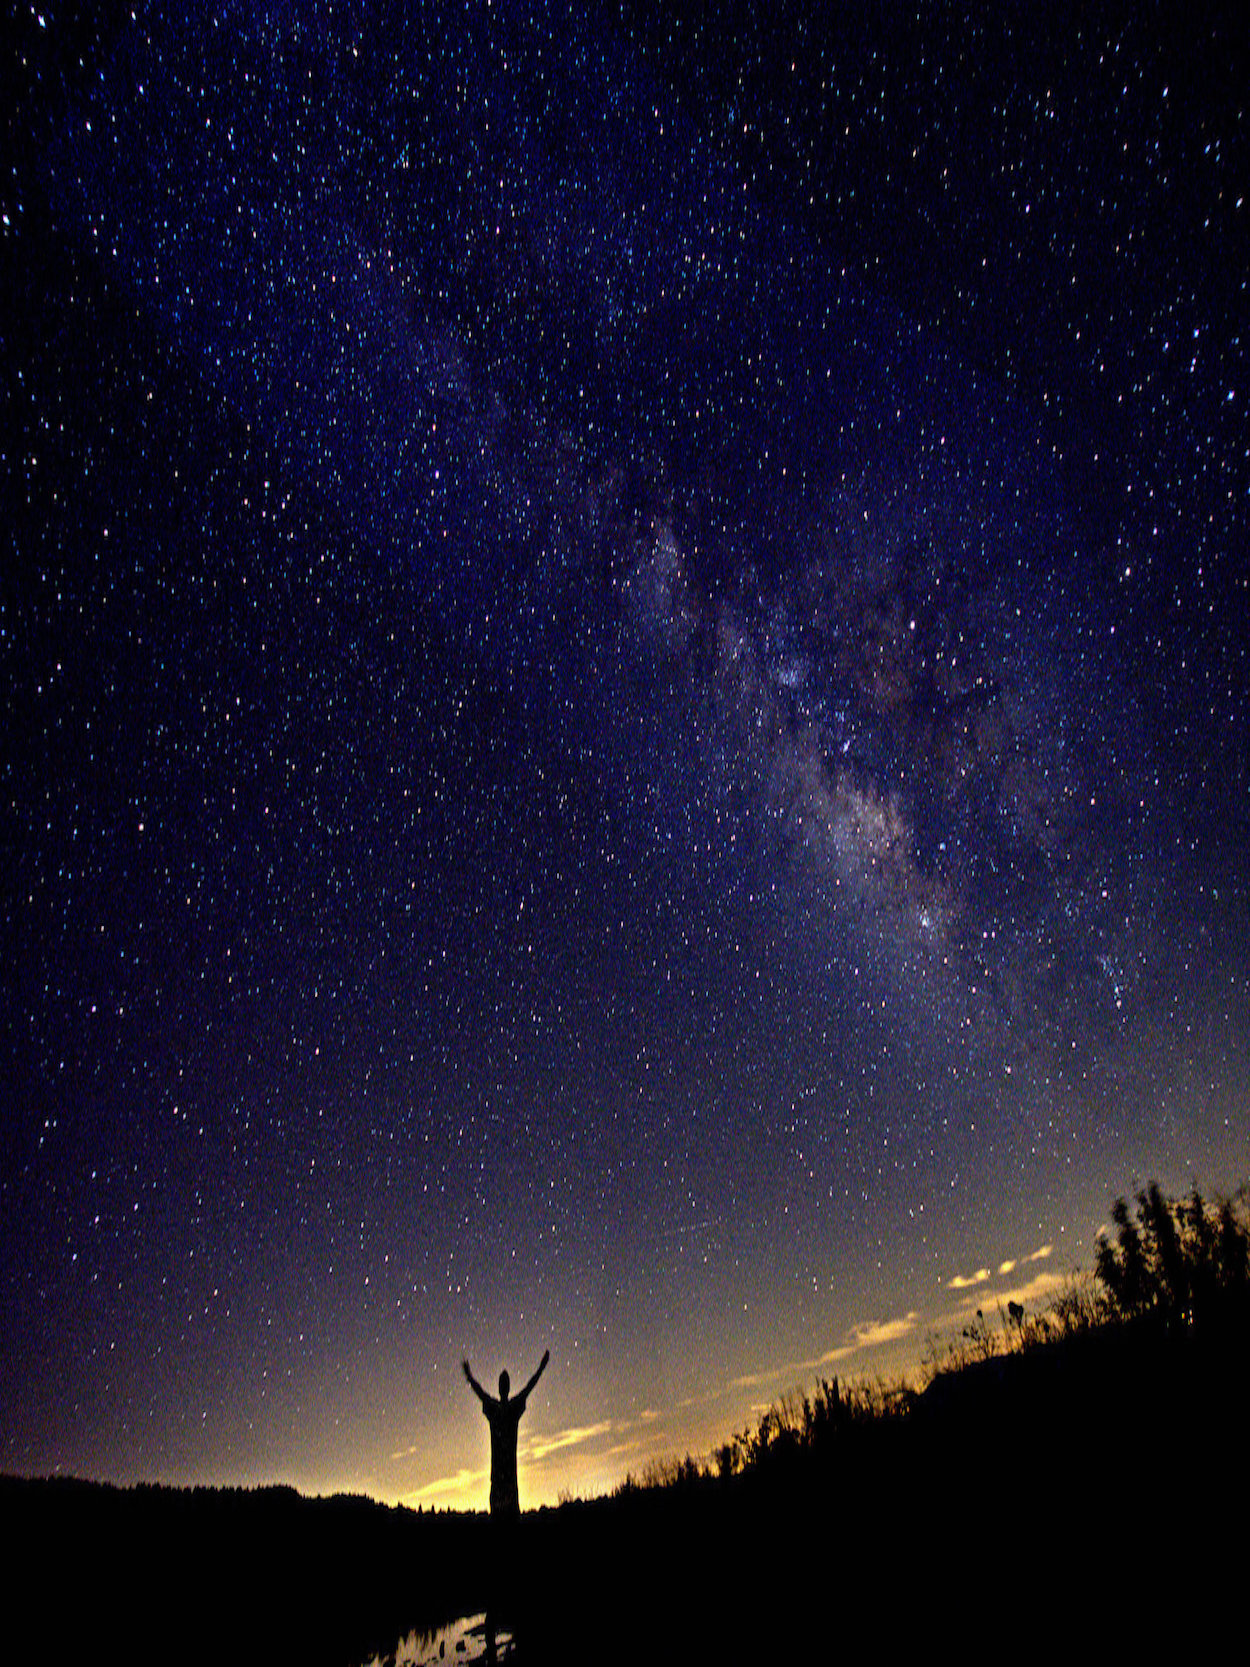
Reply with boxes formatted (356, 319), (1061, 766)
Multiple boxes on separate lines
(3, 2), (1247, 1504)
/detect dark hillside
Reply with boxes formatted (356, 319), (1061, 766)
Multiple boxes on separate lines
(6, 1185), (1247, 1660)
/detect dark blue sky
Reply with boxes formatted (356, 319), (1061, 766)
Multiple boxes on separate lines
(2, 1), (1247, 1505)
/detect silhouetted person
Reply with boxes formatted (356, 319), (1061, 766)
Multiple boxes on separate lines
(462, 1349), (549, 1519)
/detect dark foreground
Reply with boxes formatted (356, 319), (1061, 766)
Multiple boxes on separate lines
(5, 1319), (1246, 1663)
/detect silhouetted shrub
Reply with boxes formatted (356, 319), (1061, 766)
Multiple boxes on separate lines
(1049, 1268), (1106, 1337)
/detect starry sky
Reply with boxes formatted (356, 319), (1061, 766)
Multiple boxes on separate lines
(2, 1), (1247, 1510)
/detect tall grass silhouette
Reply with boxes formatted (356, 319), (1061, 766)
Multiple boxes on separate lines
(609, 1180), (1249, 1501)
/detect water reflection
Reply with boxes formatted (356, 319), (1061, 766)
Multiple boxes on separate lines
(360, 1611), (515, 1666)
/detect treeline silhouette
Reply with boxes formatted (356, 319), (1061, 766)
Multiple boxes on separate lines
(6, 1182), (1247, 1662)
(1, 1477), (493, 1665)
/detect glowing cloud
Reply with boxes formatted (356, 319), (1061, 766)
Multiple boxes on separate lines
(952, 1243), (1052, 1289)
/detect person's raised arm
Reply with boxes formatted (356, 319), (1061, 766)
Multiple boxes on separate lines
(520, 1348), (550, 1401)
(462, 1358), (488, 1404)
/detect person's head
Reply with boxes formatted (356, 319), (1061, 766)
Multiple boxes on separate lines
(498, 1369), (510, 1400)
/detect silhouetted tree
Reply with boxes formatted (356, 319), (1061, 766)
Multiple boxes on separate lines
(1216, 1196), (1250, 1294)
(1095, 1181), (1250, 1326)
(1097, 1195), (1150, 1315)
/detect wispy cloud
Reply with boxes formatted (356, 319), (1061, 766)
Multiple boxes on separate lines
(525, 1421), (613, 1463)
(728, 1363), (791, 1393)
(404, 1465), (485, 1504)
(943, 1269), (1068, 1328)
(730, 1310), (920, 1390)
(604, 1430), (669, 1462)
(836, 1314), (919, 1354)
(989, 1269), (1066, 1308)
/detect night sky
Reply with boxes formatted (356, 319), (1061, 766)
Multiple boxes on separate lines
(3, 2), (1247, 1510)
